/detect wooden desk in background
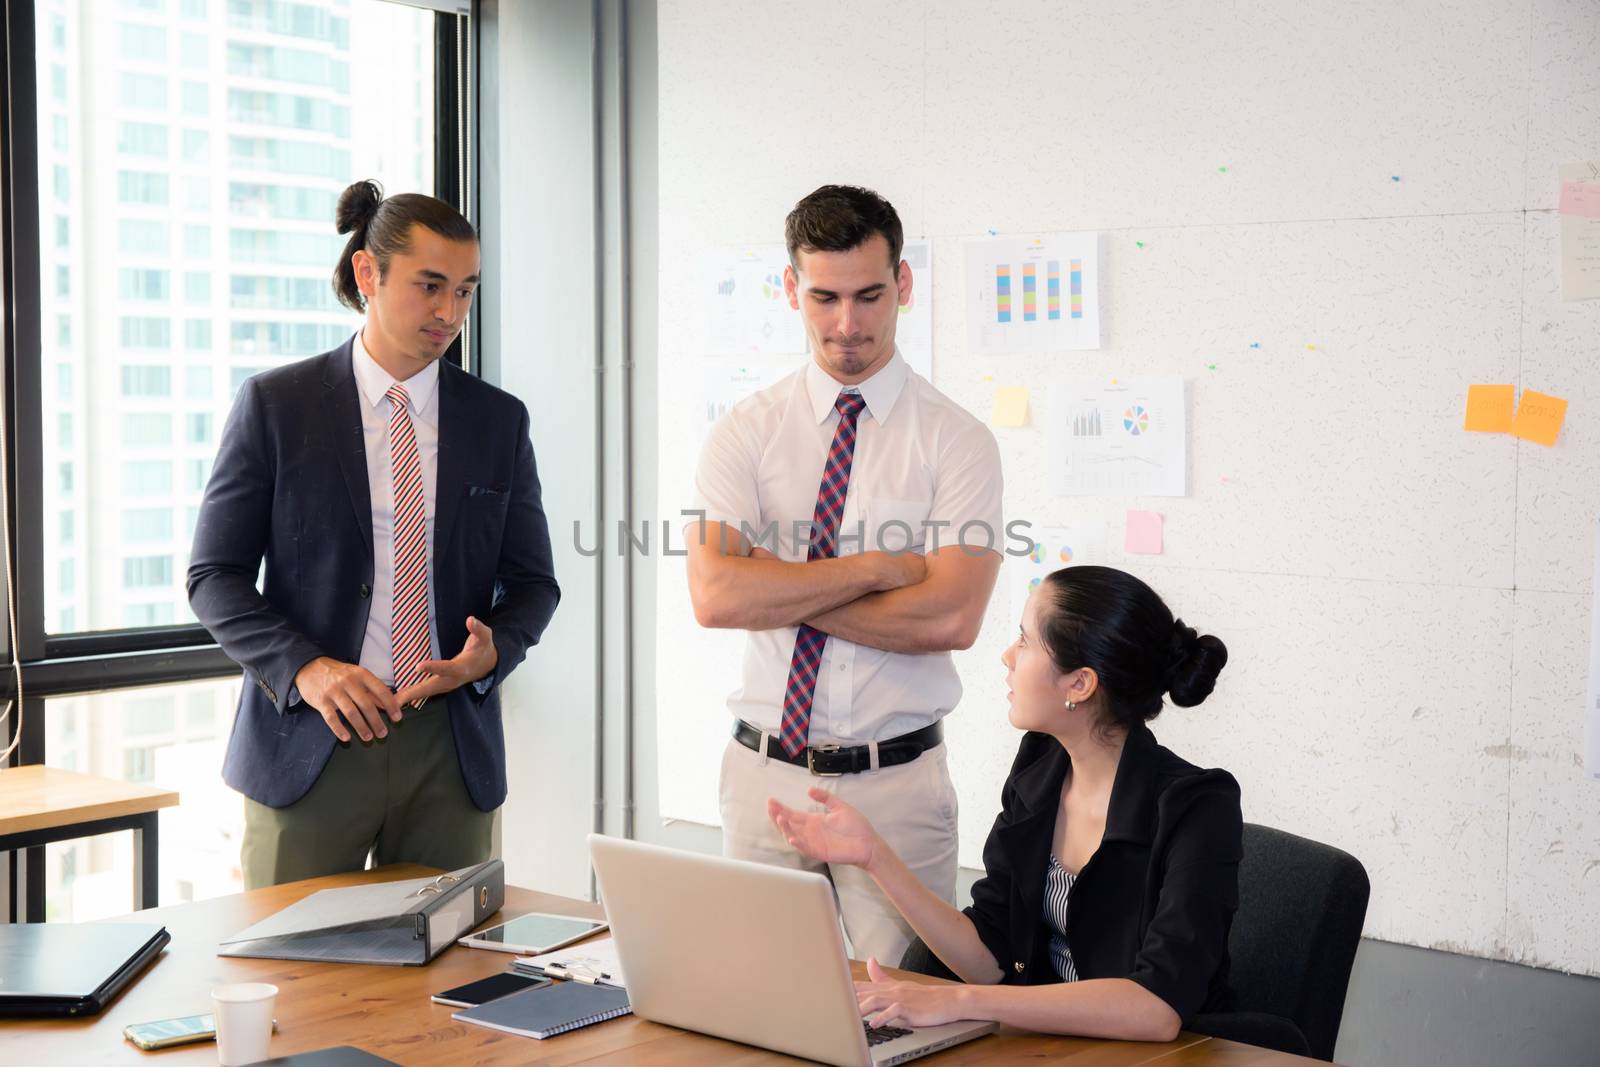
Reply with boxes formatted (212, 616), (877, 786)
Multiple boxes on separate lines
(0, 765), (178, 923)
(2, 865), (1327, 1065)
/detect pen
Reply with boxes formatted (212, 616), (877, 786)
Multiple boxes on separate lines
(544, 963), (614, 984)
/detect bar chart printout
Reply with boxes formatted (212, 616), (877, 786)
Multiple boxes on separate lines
(1049, 376), (1187, 497)
(894, 238), (935, 379)
(964, 232), (1101, 354)
(702, 243), (807, 356)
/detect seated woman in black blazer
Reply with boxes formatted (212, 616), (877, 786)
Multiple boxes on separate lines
(768, 565), (1239, 1042)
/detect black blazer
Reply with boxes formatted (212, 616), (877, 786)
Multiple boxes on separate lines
(962, 724), (1242, 1023)
(187, 340), (560, 812)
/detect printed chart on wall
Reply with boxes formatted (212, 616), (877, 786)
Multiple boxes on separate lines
(963, 232), (1102, 355)
(703, 244), (807, 356)
(1587, 515), (1600, 780)
(694, 357), (794, 442)
(1049, 377), (1187, 497)
(1003, 523), (1109, 624)
(896, 238), (934, 379)
(1559, 161), (1600, 302)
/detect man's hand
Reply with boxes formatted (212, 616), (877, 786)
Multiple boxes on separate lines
(874, 549), (926, 591)
(294, 657), (403, 743)
(394, 616), (499, 708)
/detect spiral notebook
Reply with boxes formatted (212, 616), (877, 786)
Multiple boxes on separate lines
(451, 979), (631, 1039)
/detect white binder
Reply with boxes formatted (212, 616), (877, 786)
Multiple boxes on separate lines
(218, 860), (505, 966)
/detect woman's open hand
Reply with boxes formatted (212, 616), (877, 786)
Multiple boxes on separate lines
(767, 787), (883, 870)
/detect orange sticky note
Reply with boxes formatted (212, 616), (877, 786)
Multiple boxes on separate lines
(1463, 384), (1515, 433)
(1124, 510), (1163, 555)
(1511, 389), (1568, 447)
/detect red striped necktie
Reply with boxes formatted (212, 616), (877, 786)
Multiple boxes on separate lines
(386, 383), (431, 695)
(777, 391), (870, 757)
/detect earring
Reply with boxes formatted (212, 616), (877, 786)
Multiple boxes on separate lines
(1065, 701), (1077, 711)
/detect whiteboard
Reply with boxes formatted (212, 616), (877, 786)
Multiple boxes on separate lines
(654, 0), (1600, 977)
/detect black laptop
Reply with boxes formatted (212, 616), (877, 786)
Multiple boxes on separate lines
(0, 922), (170, 1017)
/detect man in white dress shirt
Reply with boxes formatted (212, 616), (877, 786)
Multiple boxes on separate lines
(687, 185), (1003, 963)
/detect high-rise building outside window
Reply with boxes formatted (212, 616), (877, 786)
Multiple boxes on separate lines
(35, 0), (441, 922)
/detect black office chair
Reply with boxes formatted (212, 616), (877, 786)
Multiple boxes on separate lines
(898, 823), (1369, 1063)
(1188, 823), (1369, 1060)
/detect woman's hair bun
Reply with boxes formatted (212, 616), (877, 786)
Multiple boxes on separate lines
(1166, 618), (1228, 708)
(336, 179), (384, 236)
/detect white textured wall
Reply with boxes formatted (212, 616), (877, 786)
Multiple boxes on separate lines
(653, 0), (1600, 976)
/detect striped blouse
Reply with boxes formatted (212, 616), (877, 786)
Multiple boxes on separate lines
(1043, 854), (1079, 982)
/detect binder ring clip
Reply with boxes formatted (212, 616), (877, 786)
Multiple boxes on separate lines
(415, 873), (461, 897)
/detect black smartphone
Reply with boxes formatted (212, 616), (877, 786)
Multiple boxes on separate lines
(430, 972), (550, 1008)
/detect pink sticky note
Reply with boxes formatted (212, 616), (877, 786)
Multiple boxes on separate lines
(1559, 181), (1600, 218)
(1125, 510), (1163, 555)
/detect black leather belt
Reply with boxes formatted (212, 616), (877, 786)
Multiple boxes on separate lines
(733, 719), (942, 776)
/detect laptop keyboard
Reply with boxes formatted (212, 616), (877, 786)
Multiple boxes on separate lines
(864, 1022), (915, 1046)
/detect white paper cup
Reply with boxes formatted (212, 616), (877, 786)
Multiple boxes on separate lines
(211, 982), (278, 1066)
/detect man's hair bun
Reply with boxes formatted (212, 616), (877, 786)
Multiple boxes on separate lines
(336, 179), (384, 236)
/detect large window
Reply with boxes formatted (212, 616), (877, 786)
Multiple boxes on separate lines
(43, 678), (244, 921)
(5, 0), (469, 926)
(36, 0), (436, 637)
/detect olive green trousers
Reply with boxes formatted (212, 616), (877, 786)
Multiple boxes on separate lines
(241, 696), (495, 889)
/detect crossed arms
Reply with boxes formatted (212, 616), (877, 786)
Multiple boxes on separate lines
(686, 520), (1000, 654)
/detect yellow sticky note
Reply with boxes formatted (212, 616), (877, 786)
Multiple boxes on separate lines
(1511, 389), (1568, 447)
(1463, 384), (1515, 433)
(991, 387), (1029, 428)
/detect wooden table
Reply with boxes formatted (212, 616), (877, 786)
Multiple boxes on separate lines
(0, 765), (179, 922)
(1, 866), (1328, 1065)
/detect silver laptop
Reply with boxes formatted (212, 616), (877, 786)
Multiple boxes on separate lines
(589, 834), (996, 1067)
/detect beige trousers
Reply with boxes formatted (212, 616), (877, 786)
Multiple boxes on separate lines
(717, 734), (960, 967)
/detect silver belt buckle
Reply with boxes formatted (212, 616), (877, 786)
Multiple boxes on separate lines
(807, 743), (844, 776)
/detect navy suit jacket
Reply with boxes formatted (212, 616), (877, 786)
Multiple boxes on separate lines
(187, 340), (560, 811)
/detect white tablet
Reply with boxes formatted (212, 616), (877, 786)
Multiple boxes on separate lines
(457, 911), (608, 955)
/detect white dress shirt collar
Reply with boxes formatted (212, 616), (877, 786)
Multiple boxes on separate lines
(352, 327), (441, 414)
(804, 348), (908, 425)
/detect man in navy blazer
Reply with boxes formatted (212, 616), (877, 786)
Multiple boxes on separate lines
(189, 183), (559, 887)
